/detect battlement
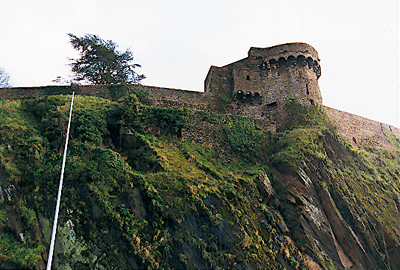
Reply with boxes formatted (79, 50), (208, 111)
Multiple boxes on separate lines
(247, 43), (321, 79)
(0, 43), (398, 150)
(205, 43), (322, 107)
(248, 42), (319, 61)
(203, 43), (323, 126)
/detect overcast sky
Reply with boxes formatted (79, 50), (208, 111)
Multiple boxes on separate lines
(0, 0), (399, 127)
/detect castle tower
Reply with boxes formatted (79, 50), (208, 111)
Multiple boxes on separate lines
(204, 43), (322, 118)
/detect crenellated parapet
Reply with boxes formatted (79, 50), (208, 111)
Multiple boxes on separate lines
(204, 43), (323, 123)
(1, 42), (398, 150)
(248, 43), (321, 79)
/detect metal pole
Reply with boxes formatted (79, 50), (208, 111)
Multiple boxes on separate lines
(46, 92), (75, 270)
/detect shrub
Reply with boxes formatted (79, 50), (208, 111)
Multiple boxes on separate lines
(73, 108), (109, 146)
(148, 107), (193, 137)
(282, 98), (333, 131)
(223, 115), (265, 161)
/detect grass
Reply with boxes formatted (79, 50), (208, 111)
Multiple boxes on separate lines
(0, 95), (399, 269)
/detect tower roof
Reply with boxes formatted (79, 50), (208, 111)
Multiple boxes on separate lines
(248, 42), (320, 62)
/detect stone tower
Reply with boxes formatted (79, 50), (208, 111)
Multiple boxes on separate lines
(204, 43), (322, 120)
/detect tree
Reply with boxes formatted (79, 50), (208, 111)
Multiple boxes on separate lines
(68, 33), (145, 85)
(0, 67), (10, 88)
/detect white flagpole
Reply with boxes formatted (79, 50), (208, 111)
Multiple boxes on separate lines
(46, 92), (75, 270)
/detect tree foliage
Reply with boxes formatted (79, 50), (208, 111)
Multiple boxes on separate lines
(282, 98), (333, 131)
(0, 67), (10, 88)
(223, 115), (265, 161)
(68, 33), (145, 85)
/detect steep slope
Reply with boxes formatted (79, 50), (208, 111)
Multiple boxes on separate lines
(0, 95), (399, 269)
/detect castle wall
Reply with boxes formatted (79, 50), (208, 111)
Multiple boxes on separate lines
(0, 84), (398, 150)
(248, 43), (319, 60)
(0, 85), (113, 100)
(205, 43), (323, 119)
(144, 85), (209, 110)
(0, 42), (398, 151)
(202, 43), (323, 124)
(0, 85), (209, 110)
(232, 63), (321, 107)
(325, 106), (400, 149)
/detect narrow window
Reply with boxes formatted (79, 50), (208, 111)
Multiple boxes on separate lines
(278, 57), (287, 68)
(287, 56), (296, 66)
(237, 90), (244, 101)
(310, 99), (314, 105)
(297, 55), (306, 67)
(307, 57), (314, 68)
(246, 75), (250, 80)
(306, 84), (309, 95)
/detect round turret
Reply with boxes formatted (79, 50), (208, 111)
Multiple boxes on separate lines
(230, 42), (323, 108)
(205, 42), (323, 121)
(248, 42), (321, 79)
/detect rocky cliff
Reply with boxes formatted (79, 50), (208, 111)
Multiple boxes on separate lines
(0, 94), (399, 269)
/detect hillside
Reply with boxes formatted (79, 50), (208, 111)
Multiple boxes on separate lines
(0, 94), (400, 269)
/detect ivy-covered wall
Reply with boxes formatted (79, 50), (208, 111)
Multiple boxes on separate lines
(0, 83), (399, 152)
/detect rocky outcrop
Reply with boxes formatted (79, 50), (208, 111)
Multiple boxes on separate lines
(0, 95), (399, 269)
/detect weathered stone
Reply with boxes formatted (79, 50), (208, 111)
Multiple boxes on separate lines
(257, 172), (275, 197)
(0, 42), (398, 150)
(275, 212), (290, 234)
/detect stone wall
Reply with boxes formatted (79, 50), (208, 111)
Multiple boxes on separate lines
(0, 42), (398, 151)
(325, 106), (400, 149)
(0, 85), (111, 100)
(204, 42), (323, 110)
(0, 85), (209, 111)
(0, 84), (398, 150)
(144, 85), (209, 110)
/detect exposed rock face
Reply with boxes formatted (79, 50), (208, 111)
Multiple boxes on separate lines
(257, 172), (275, 197)
(266, 131), (400, 270)
(0, 96), (399, 269)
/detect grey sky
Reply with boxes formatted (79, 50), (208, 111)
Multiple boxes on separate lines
(0, 0), (398, 127)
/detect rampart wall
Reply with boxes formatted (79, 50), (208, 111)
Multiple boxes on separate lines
(205, 43), (322, 110)
(0, 85), (209, 110)
(0, 84), (398, 150)
(325, 106), (400, 149)
(144, 85), (209, 110)
(0, 42), (398, 151)
(0, 85), (112, 100)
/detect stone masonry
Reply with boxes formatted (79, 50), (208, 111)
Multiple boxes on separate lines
(204, 43), (322, 124)
(205, 42), (322, 107)
(0, 42), (398, 150)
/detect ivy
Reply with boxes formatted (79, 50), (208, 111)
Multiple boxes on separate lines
(123, 93), (193, 137)
(223, 115), (265, 161)
(72, 108), (109, 146)
(148, 107), (194, 137)
(1, 94), (399, 269)
(0, 233), (45, 269)
(282, 98), (333, 131)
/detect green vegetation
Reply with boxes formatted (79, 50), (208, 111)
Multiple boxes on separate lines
(107, 84), (150, 103)
(0, 95), (282, 268)
(203, 111), (222, 124)
(223, 115), (268, 161)
(271, 127), (327, 168)
(123, 93), (194, 136)
(0, 95), (399, 269)
(68, 33), (145, 85)
(0, 67), (10, 88)
(0, 234), (45, 268)
(282, 98), (333, 130)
